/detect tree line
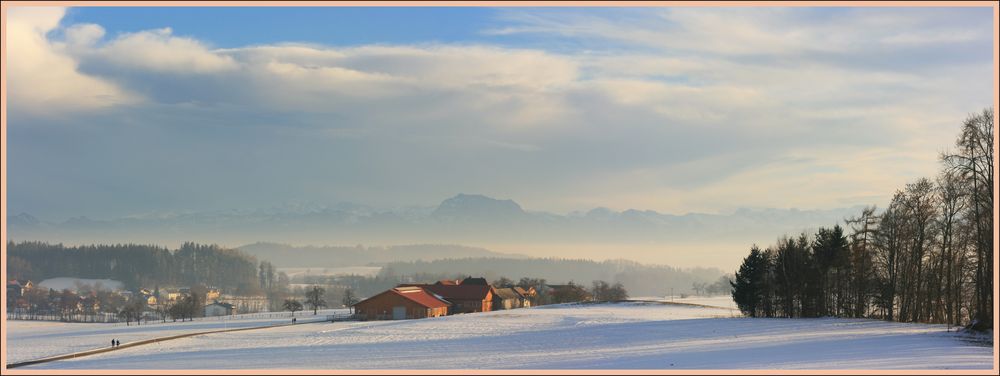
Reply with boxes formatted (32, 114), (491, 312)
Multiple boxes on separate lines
(731, 108), (994, 331)
(7, 241), (262, 294)
(492, 277), (628, 304)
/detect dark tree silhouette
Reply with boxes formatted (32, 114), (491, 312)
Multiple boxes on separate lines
(304, 286), (326, 315)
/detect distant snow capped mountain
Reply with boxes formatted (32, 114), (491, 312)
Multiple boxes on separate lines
(431, 193), (527, 222)
(8, 194), (870, 252)
(8, 212), (41, 227)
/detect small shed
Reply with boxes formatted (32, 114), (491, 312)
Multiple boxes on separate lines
(204, 302), (235, 317)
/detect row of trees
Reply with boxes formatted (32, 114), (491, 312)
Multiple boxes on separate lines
(8, 241), (262, 293)
(7, 285), (206, 325)
(692, 275), (733, 296)
(282, 286), (334, 315)
(493, 277), (628, 304)
(731, 108), (994, 331)
(7, 287), (127, 322)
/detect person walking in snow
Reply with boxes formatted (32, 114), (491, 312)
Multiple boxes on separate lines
(116, 339), (121, 347)
(111, 339), (115, 348)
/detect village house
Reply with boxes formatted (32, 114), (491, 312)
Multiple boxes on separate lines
(353, 286), (450, 320)
(420, 283), (493, 313)
(166, 291), (185, 302)
(165, 287), (219, 303)
(492, 287), (523, 310)
(7, 279), (33, 310)
(204, 302), (235, 317)
(513, 286), (535, 308)
(205, 288), (221, 301)
(218, 294), (269, 313)
(7, 279), (33, 299)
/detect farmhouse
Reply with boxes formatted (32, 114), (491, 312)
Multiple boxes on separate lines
(353, 286), (450, 320)
(422, 284), (494, 313)
(218, 295), (269, 314)
(166, 291), (185, 302)
(7, 279), (33, 299)
(513, 286), (535, 307)
(7, 279), (34, 309)
(492, 287), (522, 310)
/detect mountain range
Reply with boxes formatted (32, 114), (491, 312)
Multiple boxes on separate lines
(7, 193), (868, 268)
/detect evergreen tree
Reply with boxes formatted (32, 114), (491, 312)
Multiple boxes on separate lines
(731, 245), (768, 317)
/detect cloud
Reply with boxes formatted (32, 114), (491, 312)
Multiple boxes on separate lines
(5, 7), (994, 221)
(6, 7), (135, 115)
(83, 27), (239, 74)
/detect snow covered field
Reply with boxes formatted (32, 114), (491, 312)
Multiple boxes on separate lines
(7, 299), (992, 370)
(633, 295), (739, 310)
(5, 309), (345, 364)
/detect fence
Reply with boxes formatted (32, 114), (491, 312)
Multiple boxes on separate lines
(7, 307), (352, 326)
(326, 312), (360, 322)
(7, 309), (121, 323)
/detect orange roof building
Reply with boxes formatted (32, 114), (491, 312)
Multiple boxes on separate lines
(353, 286), (451, 320)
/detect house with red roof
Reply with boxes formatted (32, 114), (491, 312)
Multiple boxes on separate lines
(421, 283), (494, 314)
(353, 286), (451, 320)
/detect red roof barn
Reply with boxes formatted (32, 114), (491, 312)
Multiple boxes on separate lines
(353, 287), (450, 320)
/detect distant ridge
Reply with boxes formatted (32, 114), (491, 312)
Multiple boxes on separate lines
(237, 242), (530, 268)
(8, 193), (869, 267)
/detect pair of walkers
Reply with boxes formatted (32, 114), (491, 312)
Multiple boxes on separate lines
(110, 339), (121, 348)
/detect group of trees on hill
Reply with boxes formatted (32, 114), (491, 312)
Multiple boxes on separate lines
(732, 108), (994, 331)
(7, 241), (261, 293)
(492, 277), (628, 304)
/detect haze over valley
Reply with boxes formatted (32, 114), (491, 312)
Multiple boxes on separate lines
(8, 193), (866, 269)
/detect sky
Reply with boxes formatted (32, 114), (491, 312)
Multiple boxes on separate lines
(5, 5), (996, 222)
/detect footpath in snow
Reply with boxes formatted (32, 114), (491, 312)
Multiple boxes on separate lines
(5, 309), (345, 365)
